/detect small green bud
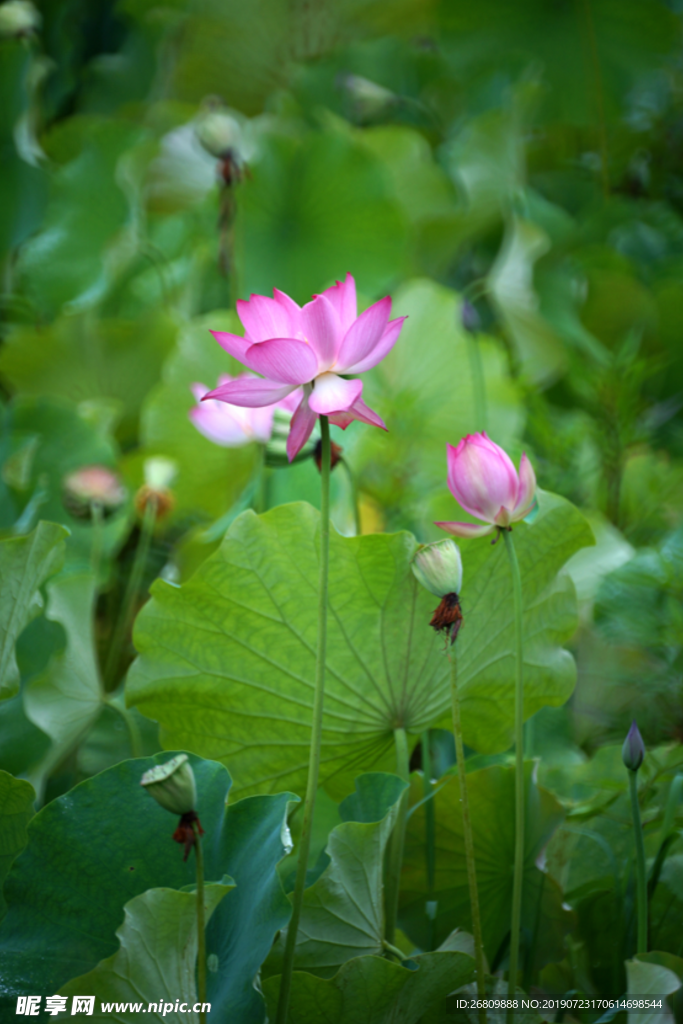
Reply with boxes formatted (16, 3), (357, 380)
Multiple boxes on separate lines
(622, 720), (645, 773)
(411, 539), (463, 598)
(336, 73), (397, 122)
(140, 754), (197, 815)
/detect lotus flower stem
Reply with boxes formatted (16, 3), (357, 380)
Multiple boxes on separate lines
(192, 821), (207, 1024)
(89, 501), (104, 583)
(628, 769), (648, 954)
(502, 528), (524, 1007)
(449, 652), (487, 1023)
(465, 332), (488, 434)
(104, 496), (157, 690)
(421, 730), (437, 951)
(385, 726), (411, 945)
(276, 415), (332, 1024)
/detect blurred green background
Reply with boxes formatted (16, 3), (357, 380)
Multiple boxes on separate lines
(1, 0), (683, 794)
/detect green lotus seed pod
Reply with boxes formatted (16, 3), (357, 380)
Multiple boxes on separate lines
(140, 754), (197, 815)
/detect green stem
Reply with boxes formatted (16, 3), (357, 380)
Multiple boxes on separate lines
(104, 497), (157, 690)
(193, 821), (207, 1024)
(385, 727), (411, 946)
(502, 528), (524, 1007)
(382, 939), (406, 961)
(421, 730), (437, 952)
(275, 416), (331, 1024)
(341, 458), (361, 537)
(465, 331), (488, 435)
(449, 653), (487, 1023)
(107, 692), (143, 758)
(628, 770), (648, 955)
(90, 501), (104, 584)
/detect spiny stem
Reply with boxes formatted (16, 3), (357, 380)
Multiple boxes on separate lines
(628, 770), (648, 954)
(385, 727), (411, 946)
(104, 497), (157, 690)
(449, 652), (487, 1024)
(275, 416), (331, 1024)
(421, 730), (437, 951)
(193, 821), (207, 1024)
(503, 528), (525, 1011)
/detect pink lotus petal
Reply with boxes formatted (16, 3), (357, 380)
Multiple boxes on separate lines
(513, 452), (537, 517)
(237, 294), (300, 342)
(343, 315), (406, 374)
(433, 520), (496, 539)
(308, 372), (363, 415)
(203, 377), (297, 408)
(321, 273), (357, 334)
(210, 330), (252, 363)
(301, 293), (342, 369)
(327, 396), (387, 431)
(244, 337), (319, 385)
(287, 392), (318, 461)
(493, 506), (513, 527)
(335, 296), (392, 373)
(278, 387), (305, 414)
(273, 288), (302, 323)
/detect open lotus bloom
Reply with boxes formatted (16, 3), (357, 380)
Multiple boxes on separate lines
(436, 431), (537, 539)
(202, 274), (405, 460)
(190, 374), (302, 447)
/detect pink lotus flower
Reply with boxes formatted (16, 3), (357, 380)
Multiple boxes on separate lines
(190, 374), (302, 447)
(435, 432), (537, 539)
(202, 274), (405, 460)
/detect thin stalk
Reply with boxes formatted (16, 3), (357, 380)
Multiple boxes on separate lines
(192, 821), (207, 1024)
(502, 528), (525, 1008)
(382, 939), (406, 961)
(449, 652), (487, 1023)
(104, 497), (157, 690)
(421, 730), (437, 951)
(385, 727), (411, 946)
(628, 770), (648, 954)
(90, 501), (104, 584)
(465, 331), (488, 435)
(275, 416), (331, 1024)
(341, 457), (361, 536)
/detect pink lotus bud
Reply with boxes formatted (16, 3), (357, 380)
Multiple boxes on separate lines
(62, 465), (126, 519)
(622, 720), (645, 773)
(435, 432), (537, 540)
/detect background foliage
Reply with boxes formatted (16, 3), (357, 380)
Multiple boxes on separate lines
(1, 0), (683, 1019)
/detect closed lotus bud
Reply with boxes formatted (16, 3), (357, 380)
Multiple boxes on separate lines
(336, 73), (397, 123)
(412, 539), (463, 598)
(622, 720), (645, 773)
(0, 0), (41, 38)
(62, 464), (127, 519)
(195, 108), (244, 161)
(140, 754), (197, 815)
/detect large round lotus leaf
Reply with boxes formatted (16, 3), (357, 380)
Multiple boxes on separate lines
(263, 950), (474, 1024)
(400, 763), (573, 968)
(0, 753), (296, 1023)
(127, 496), (592, 798)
